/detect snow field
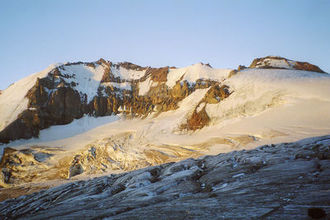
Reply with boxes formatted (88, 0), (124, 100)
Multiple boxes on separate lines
(166, 63), (231, 88)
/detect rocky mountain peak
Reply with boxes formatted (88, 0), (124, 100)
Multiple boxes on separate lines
(249, 56), (326, 73)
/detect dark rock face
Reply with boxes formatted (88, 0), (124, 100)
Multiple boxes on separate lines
(308, 207), (327, 219)
(203, 84), (230, 104)
(147, 67), (169, 82)
(0, 135), (329, 219)
(237, 65), (247, 71)
(0, 110), (40, 143)
(294, 61), (325, 73)
(181, 84), (230, 131)
(0, 76), (85, 143)
(46, 87), (84, 123)
(183, 107), (211, 130)
(117, 62), (147, 72)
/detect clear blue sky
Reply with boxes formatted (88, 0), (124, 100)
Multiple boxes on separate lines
(1, 0), (329, 90)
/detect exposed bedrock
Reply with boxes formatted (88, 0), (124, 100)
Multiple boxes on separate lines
(0, 135), (329, 219)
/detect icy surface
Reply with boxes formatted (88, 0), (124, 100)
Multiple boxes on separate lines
(111, 66), (146, 80)
(1, 115), (119, 153)
(60, 64), (105, 102)
(205, 68), (330, 124)
(166, 63), (231, 88)
(138, 76), (153, 96)
(255, 57), (295, 69)
(101, 82), (131, 90)
(33, 115), (119, 142)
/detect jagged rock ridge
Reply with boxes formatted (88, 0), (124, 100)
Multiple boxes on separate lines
(0, 135), (329, 219)
(0, 60), (230, 143)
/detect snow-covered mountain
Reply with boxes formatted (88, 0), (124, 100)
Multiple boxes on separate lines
(0, 59), (231, 143)
(0, 56), (330, 189)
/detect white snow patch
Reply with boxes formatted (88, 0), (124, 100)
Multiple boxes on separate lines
(111, 66), (146, 80)
(212, 183), (228, 191)
(102, 82), (131, 90)
(1, 115), (119, 152)
(166, 63), (231, 88)
(38, 115), (119, 141)
(205, 69), (330, 124)
(60, 64), (105, 102)
(196, 102), (206, 113)
(232, 173), (245, 178)
(138, 77), (153, 96)
(255, 58), (294, 69)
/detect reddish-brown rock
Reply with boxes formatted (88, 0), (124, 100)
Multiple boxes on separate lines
(249, 56), (326, 73)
